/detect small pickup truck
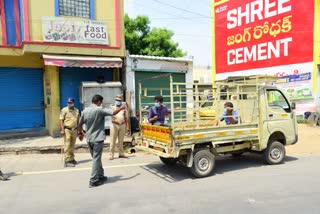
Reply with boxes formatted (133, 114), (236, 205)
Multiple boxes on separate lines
(136, 75), (298, 178)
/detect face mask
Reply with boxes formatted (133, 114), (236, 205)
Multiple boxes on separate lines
(115, 101), (121, 106)
(223, 108), (227, 115)
(154, 102), (160, 108)
(68, 103), (74, 108)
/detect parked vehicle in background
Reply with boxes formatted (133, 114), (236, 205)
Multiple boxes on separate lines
(199, 97), (216, 119)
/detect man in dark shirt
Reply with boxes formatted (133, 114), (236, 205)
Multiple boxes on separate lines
(148, 95), (170, 125)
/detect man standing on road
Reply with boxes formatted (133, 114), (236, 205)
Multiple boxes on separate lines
(109, 95), (128, 160)
(60, 98), (80, 167)
(78, 94), (126, 188)
(0, 169), (9, 181)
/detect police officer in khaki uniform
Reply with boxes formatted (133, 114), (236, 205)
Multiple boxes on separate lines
(109, 95), (128, 160)
(60, 98), (80, 167)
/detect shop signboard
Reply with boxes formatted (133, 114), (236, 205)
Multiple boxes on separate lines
(275, 72), (316, 114)
(42, 16), (109, 45)
(276, 73), (313, 100)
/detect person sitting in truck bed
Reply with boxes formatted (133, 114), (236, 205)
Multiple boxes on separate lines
(220, 102), (239, 125)
(148, 95), (170, 126)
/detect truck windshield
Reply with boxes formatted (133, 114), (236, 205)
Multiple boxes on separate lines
(267, 89), (291, 113)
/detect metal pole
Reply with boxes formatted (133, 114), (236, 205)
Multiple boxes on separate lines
(179, 85), (182, 122)
(139, 81), (142, 124)
(195, 84), (199, 128)
(236, 85), (240, 124)
(169, 75), (174, 129)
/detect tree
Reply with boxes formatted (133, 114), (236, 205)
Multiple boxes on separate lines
(124, 14), (185, 57)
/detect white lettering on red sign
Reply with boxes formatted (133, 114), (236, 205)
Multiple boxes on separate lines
(227, 0), (291, 29)
(227, 37), (292, 65)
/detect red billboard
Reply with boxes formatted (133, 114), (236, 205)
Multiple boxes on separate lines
(214, 0), (314, 74)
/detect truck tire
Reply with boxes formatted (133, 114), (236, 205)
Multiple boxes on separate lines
(159, 157), (178, 166)
(191, 149), (215, 178)
(264, 141), (286, 165)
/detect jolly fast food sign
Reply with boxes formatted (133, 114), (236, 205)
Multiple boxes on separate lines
(42, 16), (109, 45)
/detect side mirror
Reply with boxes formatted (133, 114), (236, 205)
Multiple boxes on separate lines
(291, 102), (296, 110)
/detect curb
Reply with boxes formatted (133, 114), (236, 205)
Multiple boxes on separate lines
(0, 142), (136, 155)
(0, 144), (105, 155)
(0, 129), (49, 140)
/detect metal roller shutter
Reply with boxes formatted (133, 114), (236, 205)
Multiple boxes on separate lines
(0, 68), (45, 130)
(59, 67), (113, 110)
(134, 71), (186, 112)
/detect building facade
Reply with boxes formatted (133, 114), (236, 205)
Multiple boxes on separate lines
(0, 0), (125, 136)
(193, 66), (212, 84)
(212, 0), (320, 115)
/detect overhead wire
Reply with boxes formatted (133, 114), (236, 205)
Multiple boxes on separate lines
(133, 1), (211, 25)
(128, 1), (212, 41)
(150, 0), (212, 19)
(179, 0), (212, 17)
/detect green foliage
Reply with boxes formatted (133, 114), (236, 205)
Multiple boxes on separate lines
(124, 14), (185, 57)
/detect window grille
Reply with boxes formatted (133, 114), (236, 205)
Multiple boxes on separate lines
(59, 0), (91, 19)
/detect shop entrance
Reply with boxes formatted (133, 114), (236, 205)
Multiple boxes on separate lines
(59, 67), (113, 110)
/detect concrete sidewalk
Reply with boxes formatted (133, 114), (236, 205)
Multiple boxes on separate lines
(0, 135), (133, 154)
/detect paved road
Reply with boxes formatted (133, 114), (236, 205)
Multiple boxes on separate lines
(0, 152), (320, 214)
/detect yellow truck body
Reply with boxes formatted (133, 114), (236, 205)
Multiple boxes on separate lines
(136, 75), (298, 177)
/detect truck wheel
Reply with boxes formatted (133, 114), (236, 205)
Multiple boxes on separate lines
(191, 149), (215, 178)
(159, 157), (178, 166)
(264, 141), (286, 165)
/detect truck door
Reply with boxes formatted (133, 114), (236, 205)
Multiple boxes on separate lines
(266, 89), (296, 144)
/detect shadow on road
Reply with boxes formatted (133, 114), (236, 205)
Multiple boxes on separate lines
(1, 171), (22, 181)
(285, 155), (299, 162)
(140, 154), (299, 182)
(215, 154), (298, 175)
(105, 173), (141, 184)
(77, 159), (92, 164)
(140, 164), (190, 183)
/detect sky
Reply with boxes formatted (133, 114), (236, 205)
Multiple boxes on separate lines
(124, 0), (212, 66)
